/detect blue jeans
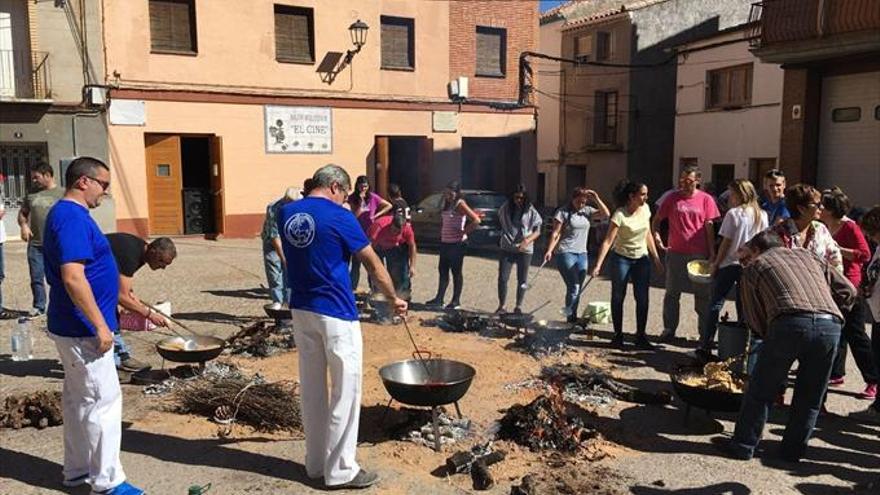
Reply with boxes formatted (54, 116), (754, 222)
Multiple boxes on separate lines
(556, 252), (588, 318)
(609, 252), (651, 336)
(263, 243), (290, 305)
(27, 243), (47, 312)
(498, 251), (532, 309)
(731, 314), (841, 460)
(700, 264), (743, 350)
(113, 331), (131, 366)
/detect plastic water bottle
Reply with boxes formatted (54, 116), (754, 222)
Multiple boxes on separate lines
(11, 317), (33, 361)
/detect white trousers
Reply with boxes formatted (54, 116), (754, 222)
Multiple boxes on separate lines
(291, 309), (363, 486)
(51, 334), (125, 492)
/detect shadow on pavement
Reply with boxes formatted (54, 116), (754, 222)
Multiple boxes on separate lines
(0, 358), (63, 379)
(201, 288), (267, 301)
(630, 481), (752, 494)
(119, 424), (323, 490)
(0, 446), (81, 494)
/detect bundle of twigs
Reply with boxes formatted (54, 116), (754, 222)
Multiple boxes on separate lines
(171, 373), (302, 433)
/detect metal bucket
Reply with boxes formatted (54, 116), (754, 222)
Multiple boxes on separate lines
(718, 322), (748, 360)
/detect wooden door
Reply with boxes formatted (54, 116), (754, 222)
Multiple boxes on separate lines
(374, 136), (390, 198)
(210, 135), (225, 236)
(145, 134), (183, 235)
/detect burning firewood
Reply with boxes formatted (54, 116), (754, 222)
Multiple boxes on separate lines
(497, 387), (600, 453)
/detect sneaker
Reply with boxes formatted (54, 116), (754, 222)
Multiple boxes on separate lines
(118, 357), (151, 373)
(513, 307), (523, 314)
(610, 334), (625, 349)
(858, 384), (878, 401)
(28, 308), (45, 317)
(634, 336), (656, 350)
(266, 302), (283, 311)
(691, 348), (714, 362)
(494, 306), (507, 314)
(91, 481), (145, 495)
(850, 406), (880, 424)
(327, 469), (379, 490)
(445, 302), (462, 310)
(712, 437), (752, 461)
(659, 328), (676, 343)
(828, 376), (845, 387)
(62, 474), (89, 487)
(425, 298), (443, 308)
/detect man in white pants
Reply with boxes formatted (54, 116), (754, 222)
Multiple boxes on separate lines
(42, 157), (144, 495)
(279, 164), (406, 489)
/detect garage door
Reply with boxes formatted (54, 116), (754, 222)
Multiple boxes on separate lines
(817, 71), (880, 209)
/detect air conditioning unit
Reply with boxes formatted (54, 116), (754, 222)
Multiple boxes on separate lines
(85, 86), (107, 106)
(449, 76), (469, 100)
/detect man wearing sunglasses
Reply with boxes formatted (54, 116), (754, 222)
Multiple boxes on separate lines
(43, 156), (145, 494)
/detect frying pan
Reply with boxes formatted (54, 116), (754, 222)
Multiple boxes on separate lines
(156, 335), (226, 363)
(498, 300), (552, 328)
(670, 364), (744, 413)
(379, 355), (476, 407)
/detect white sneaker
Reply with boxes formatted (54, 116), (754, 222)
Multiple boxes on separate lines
(266, 302), (282, 311)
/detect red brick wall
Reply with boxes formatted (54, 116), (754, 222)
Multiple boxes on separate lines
(778, 68), (821, 185)
(448, 0), (538, 101)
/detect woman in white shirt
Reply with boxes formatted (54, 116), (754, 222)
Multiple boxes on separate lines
(699, 179), (768, 356)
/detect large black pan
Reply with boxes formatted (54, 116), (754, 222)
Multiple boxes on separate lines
(156, 336), (226, 363)
(379, 358), (476, 407)
(670, 366), (743, 413)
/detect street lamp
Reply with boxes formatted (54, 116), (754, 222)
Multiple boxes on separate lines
(349, 19), (369, 52)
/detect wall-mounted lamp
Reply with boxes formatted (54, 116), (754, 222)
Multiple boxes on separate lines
(349, 19), (369, 51)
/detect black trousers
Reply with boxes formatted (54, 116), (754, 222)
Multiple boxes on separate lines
(435, 242), (466, 304)
(831, 299), (878, 384)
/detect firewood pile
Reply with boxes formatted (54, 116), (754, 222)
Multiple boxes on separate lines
(226, 320), (295, 357)
(169, 363), (301, 433)
(540, 363), (672, 406)
(497, 387), (601, 454)
(1, 390), (63, 430)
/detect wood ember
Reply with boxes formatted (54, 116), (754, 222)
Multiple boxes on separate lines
(540, 363), (672, 405)
(1, 391), (63, 430)
(497, 387), (601, 454)
(171, 366), (301, 433)
(226, 320), (295, 357)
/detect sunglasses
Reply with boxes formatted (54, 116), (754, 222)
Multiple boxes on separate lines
(84, 175), (111, 191)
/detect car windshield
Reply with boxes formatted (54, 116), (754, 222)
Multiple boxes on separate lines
(466, 193), (506, 209)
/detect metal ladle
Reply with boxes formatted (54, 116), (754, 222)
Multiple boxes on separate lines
(520, 259), (548, 290)
(401, 316), (434, 381)
(139, 300), (202, 351)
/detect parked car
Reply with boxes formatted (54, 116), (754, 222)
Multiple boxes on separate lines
(410, 190), (507, 248)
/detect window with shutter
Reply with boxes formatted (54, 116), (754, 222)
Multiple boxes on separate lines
(475, 26), (506, 77)
(575, 34), (592, 63)
(595, 31), (612, 61)
(381, 16), (414, 70)
(706, 63), (753, 109)
(149, 0), (197, 54)
(274, 5), (314, 64)
(593, 90), (618, 145)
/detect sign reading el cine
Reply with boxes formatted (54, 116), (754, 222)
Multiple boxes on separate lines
(264, 106), (333, 154)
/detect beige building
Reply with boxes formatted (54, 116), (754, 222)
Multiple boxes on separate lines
(104, 0), (537, 237)
(674, 25), (784, 192)
(536, 9), (563, 206)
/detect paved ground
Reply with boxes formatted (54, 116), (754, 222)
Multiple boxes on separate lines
(0, 238), (878, 494)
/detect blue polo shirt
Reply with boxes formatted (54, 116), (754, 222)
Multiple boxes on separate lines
(761, 197), (790, 225)
(278, 196), (369, 321)
(43, 200), (119, 337)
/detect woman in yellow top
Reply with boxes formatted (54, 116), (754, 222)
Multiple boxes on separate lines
(592, 180), (664, 349)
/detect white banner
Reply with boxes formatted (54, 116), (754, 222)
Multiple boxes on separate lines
(264, 105), (332, 154)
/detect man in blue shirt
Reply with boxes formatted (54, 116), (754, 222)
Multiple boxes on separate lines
(761, 169), (790, 226)
(43, 157), (144, 495)
(280, 164), (406, 490)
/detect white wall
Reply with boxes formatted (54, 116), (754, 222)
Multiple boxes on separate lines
(674, 31), (784, 184)
(536, 17), (562, 205)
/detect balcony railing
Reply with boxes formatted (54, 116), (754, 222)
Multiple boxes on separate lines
(749, 0), (880, 49)
(0, 50), (51, 100)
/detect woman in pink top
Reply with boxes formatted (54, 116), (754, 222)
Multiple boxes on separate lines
(821, 188), (876, 399)
(426, 181), (481, 309)
(347, 176), (392, 290)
